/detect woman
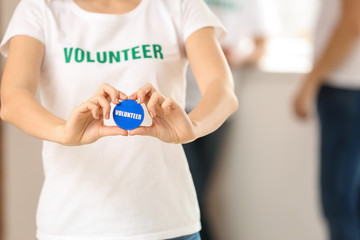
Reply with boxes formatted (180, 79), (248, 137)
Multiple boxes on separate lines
(294, 0), (360, 239)
(0, 0), (238, 239)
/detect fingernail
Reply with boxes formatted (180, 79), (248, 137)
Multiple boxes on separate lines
(120, 93), (127, 100)
(150, 111), (155, 118)
(105, 113), (110, 119)
(137, 97), (141, 104)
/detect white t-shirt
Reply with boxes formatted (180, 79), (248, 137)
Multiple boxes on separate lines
(0, 0), (225, 239)
(315, 0), (360, 88)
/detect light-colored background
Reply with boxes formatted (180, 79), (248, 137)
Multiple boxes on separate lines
(0, 0), (327, 239)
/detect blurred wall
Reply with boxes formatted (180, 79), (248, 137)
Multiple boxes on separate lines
(1, 1), (44, 240)
(0, 1), (327, 240)
(207, 68), (327, 240)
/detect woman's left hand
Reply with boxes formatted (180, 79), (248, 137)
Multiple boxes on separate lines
(128, 83), (198, 144)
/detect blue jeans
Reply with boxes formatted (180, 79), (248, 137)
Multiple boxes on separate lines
(167, 232), (201, 240)
(317, 85), (360, 240)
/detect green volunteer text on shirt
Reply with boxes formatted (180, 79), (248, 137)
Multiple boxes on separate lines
(64, 44), (164, 64)
(205, 0), (240, 9)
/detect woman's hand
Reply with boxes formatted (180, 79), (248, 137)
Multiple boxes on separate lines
(128, 83), (198, 144)
(62, 83), (128, 145)
(293, 76), (320, 119)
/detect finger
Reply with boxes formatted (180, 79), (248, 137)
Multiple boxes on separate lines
(147, 92), (166, 118)
(91, 95), (111, 119)
(129, 83), (157, 104)
(294, 100), (308, 120)
(299, 108), (308, 119)
(99, 126), (128, 137)
(119, 91), (128, 101)
(77, 101), (100, 119)
(129, 126), (156, 137)
(161, 97), (176, 115)
(96, 83), (118, 103)
(96, 83), (126, 104)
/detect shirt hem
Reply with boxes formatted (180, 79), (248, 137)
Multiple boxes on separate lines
(324, 79), (360, 89)
(36, 222), (201, 240)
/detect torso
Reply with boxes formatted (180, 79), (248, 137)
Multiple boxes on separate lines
(315, 0), (360, 88)
(35, 0), (199, 238)
(73, 0), (141, 14)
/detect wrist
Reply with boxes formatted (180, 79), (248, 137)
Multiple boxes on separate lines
(55, 123), (68, 145)
(303, 73), (322, 90)
(298, 74), (322, 103)
(187, 118), (201, 143)
(307, 66), (328, 85)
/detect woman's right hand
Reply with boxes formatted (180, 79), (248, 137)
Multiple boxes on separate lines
(293, 75), (320, 120)
(62, 83), (129, 145)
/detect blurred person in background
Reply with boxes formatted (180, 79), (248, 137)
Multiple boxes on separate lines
(294, 0), (360, 239)
(183, 0), (271, 239)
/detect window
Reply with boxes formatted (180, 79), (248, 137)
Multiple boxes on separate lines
(259, 0), (320, 73)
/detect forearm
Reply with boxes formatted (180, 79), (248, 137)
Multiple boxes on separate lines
(293, 0), (360, 119)
(188, 79), (238, 139)
(1, 88), (65, 143)
(308, 14), (359, 84)
(0, 36), (65, 142)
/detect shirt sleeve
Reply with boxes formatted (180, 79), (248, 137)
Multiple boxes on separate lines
(0, 0), (45, 57)
(181, 0), (226, 43)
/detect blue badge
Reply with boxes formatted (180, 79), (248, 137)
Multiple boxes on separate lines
(113, 99), (144, 130)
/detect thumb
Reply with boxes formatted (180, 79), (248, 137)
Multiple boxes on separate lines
(99, 126), (129, 137)
(129, 126), (156, 137)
